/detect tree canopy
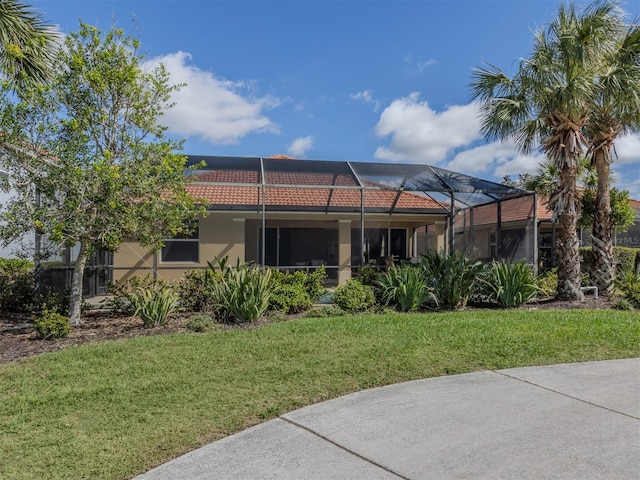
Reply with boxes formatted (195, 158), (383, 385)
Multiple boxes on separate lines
(0, 23), (204, 325)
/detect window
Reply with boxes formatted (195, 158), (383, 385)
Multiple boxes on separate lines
(161, 223), (199, 263)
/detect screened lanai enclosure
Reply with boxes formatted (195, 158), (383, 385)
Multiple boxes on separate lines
(46, 156), (539, 294)
(123, 155), (538, 285)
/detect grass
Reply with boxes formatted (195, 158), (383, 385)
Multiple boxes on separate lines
(1, 309), (639, 480)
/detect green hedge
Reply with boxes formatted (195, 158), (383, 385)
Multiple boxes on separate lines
(614, 247), (639, 275)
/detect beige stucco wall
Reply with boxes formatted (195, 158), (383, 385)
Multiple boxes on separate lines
(199, 214), (245, 266)
(113, 211), (448, 285)
(113, 242), (156, 282)
(113, 213), (246, 282)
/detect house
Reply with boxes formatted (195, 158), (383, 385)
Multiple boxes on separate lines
(454, 194), (640, 272)
(113, 155), (532, 285)
(613, 199), (640, 249)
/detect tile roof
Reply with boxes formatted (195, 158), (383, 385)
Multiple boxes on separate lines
(454, 195), (552, 227)
(187, 169), (444, 212)
(456, 194), (640, 228)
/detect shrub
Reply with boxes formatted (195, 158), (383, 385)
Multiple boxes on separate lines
(177, 268), (221, 312)
(614, 298), (634, 311)
(271, 267), (327, 303)
(34, 287), (73, 315)
(356, 265), (383, 287)
(270, 283), (312, 314)
(613, 247), (638, 276)
(536, 269), (558, 297)
(332, 279), (375, 313)
(355, 265), (385, 303)
(376, 265), (436, 312)
(0, 258), (34, 312)
(129, 285), (179, 328)
(615, 266), (640, 309)
(420, 250), (483, 309)
(479, 260), (539, 308)
(210, 257), (273, 323)
(106, 275), (169, 315)
(185, 314), (219, 332)
(302, 266), (327, 302)
(33, 309), (71, 340)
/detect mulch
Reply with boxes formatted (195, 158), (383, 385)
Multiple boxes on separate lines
(0, 294), (615, 366)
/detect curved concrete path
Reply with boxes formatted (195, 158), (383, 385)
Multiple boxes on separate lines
(137, 358), (640, 479)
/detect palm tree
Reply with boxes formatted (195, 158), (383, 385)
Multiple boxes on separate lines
(0, 0), (59, 91)
(584, 18), (640, 296)
(471, 1), (622, 301)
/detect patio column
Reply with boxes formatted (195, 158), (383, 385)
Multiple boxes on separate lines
(432, 221), (447, 252)
(337, 220), (352, 285)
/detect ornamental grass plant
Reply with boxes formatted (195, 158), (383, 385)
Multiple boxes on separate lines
(420, 250), (483, 309)
(479, 259), (540, 308)
(209, 257), (273, 323)
(129, 285), (180, 328)
(376, 264), (437, 311)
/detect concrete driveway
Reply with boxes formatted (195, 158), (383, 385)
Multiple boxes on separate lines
(136, 358), (640, 479)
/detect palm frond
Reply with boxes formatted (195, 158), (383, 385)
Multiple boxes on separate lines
(0, 0), (60, 91)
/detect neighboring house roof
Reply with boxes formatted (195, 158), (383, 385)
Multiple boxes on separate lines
(456, 194), (640, 228)
(455, 195), (551, 228)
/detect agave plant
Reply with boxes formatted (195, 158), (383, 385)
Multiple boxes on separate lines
(376, 264), (436, 312)
(479, 260), (540, 308)
(420, 250), (483, 309)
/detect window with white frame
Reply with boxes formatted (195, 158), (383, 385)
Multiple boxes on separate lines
(161, 222), (199, 262)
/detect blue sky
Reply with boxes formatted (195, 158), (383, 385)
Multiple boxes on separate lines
(19, 1), (640, 190)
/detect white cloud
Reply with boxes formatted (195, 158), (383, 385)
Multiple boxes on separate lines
(613, 133), (640, 165)
(143, 52), (280, 145)
(373, 93), (482, 163)
(403, 54), (437, 71)
(350, 90), (381, 112)
(447, 139), (544, 178)
(417, 59), (437, 71)
(493, 152), (546, 178)
(288, 136), (314, 157)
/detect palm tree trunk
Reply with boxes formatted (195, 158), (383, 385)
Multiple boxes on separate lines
(69, 242), (89, 326)
(555, 161), (584, 301)
(591, 148), (614, 296)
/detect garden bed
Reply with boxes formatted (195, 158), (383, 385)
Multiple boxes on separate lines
(0, 294), (613, 366)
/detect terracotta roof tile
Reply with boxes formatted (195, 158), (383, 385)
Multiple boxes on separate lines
(186, 184), (443, 210)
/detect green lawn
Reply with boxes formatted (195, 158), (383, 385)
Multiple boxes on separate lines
(1, 309), (639, 480)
